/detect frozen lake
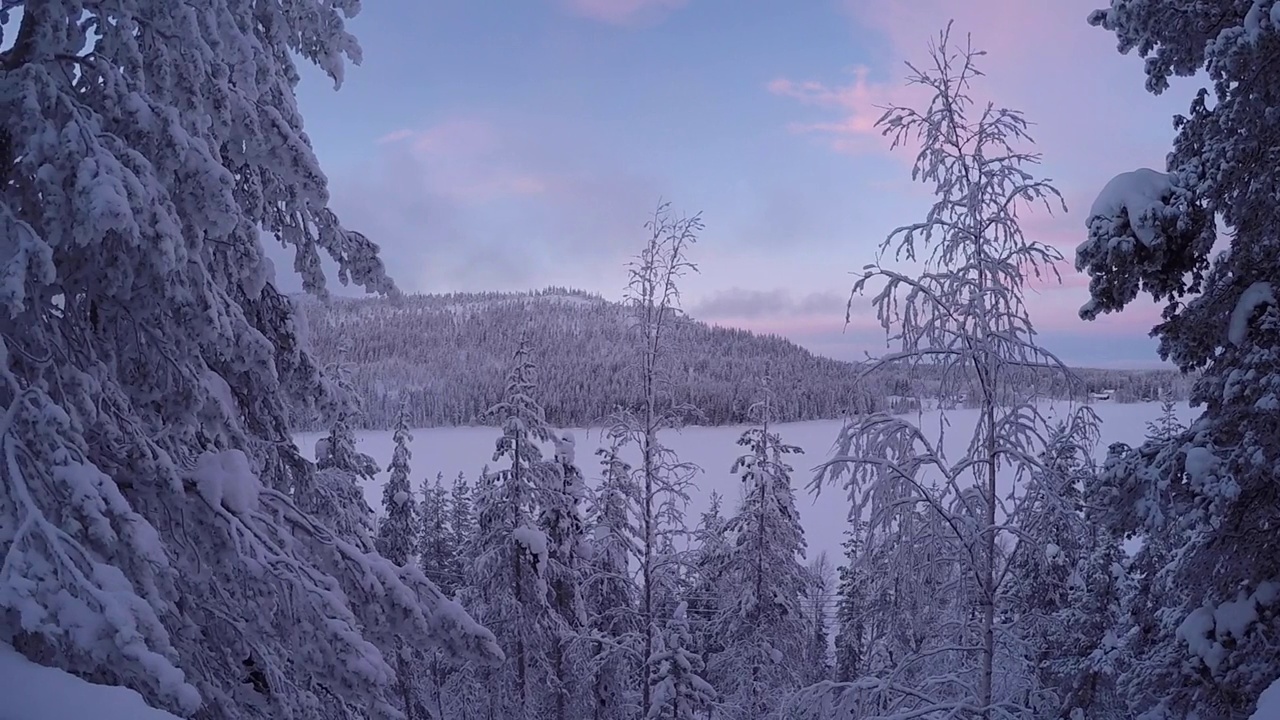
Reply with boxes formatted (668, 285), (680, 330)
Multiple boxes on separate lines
(294, 400), (1194, 569)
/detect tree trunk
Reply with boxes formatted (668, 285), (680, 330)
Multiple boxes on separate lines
(976, 271), (997, 720)
(752, 420), (768, 716)
(433, 651), (447, 720)
(641, 295), (657, 715)
(513, 438), (529, 717)
(980, 404), (997, 720)
(641, 428), (654, 713)
(593, 639), (606, 720)
(396, 646), (417, 720)
(553, 641), (567, 720)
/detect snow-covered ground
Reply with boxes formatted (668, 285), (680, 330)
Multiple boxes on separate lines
(295, 400), (1194, 567)
(1252, 676), (1280, 720)
(0, 643), (183, 720)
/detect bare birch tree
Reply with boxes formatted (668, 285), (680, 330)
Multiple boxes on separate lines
(801, 24), (1094, 720)
(607, 201), (704, 716)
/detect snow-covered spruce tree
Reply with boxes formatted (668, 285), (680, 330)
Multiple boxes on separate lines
(584, 439), (642, 720)
(549, 432), (591, 603)
(0, 3), (501, 719)
(419, 473), (456, 596)
(651, 533), (686, 639)
(374, 403), (423, 720)
(540, 430), (591, 719)
(413, 472), (456, 720)
(804, 552), (836, 687)
(715, 377), (810, 719)
(377, 402), (418, 566)
(312, 363), (379, 550)
(421, 472), (477, 720)
(1082, 439), (1204, 720)
(455, 336), (563, 719)
(1092, 397), (1190, 720)
(1145, 386), (1183, 444)
(647, 602), (715, 720)
(1049, 448), (1135, 720)
(685, 490), (731, 709)
(1000, 416), (1099, 713)
(608, 200), (704, 715)
(441, 466), (501, 720)
(449, 471), (474, 588)
(808, 25), (1091, 719)
(1079, 3), (1280, 716)
(832, 527), (868, 684)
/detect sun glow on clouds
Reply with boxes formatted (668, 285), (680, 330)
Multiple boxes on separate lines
(766, 68), (927, 156)
(761, 0), (1193, 364)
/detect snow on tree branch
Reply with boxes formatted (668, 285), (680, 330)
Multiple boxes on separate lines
(0, 2), (497, 717)
(809, 24), (1097, 720)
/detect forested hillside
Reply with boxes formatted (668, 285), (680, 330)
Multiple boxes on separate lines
(295, 287), (1186, 429)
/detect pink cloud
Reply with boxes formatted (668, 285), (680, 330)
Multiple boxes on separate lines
(558, 0), (688, 27)
(764, 0), (1195, 359)
(767, 68), (926, 155)
(771, 0), (1189, 168)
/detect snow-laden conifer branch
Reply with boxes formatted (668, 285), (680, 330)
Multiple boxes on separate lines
(0, 2), (507, 717)
(1076, 3), (1280, 714)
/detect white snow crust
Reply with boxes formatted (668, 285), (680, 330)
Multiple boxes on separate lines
(192, 449), (262, 514)
(1184, 446), (1219, 486)
(1252, 674), (1280, 720)
(1229, 282), (1275, 346)
(513, 526), (549, 566)
(1177, 582), (1278, 674)
(0, 642), (185, 720)
(1087, 168), (1173, 246)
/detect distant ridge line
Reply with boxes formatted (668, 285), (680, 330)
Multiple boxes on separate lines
(291, 287), (1188, 431)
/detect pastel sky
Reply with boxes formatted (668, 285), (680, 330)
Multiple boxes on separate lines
(274, 0), (1204, 368)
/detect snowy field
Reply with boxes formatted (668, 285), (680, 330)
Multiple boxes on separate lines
(294, 400), (1195, 567)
